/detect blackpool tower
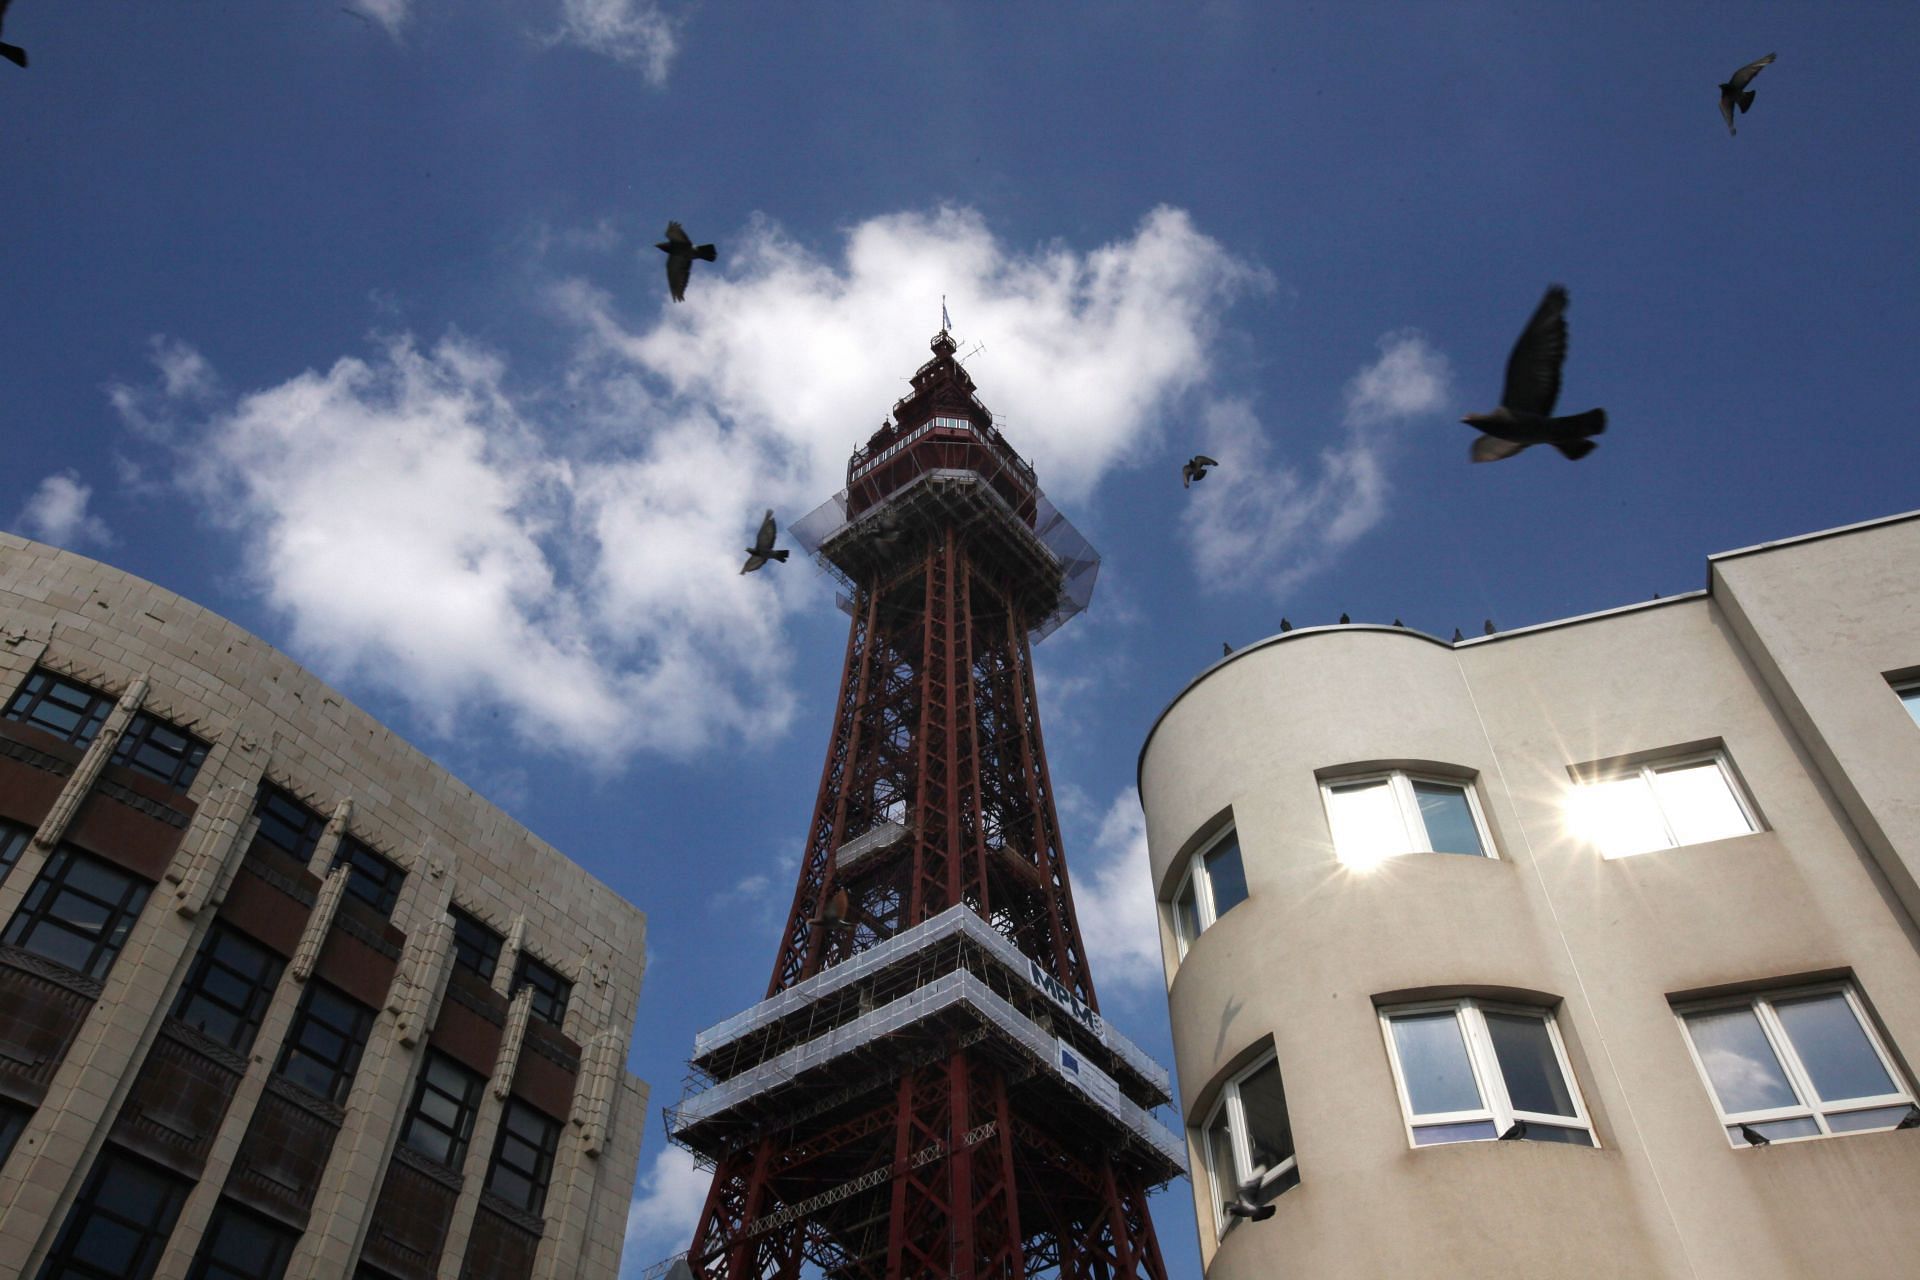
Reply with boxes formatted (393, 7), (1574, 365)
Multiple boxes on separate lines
(665, 331), (1182, 1279)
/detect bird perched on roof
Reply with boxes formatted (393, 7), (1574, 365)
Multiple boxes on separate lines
(1484, 618), (1497, 635)
(1182, 455), (1219, 488)
(1452, 628), (1465, 642)
(0, 0), (27, 68)
(1338, 613), (1351, 625)
(1279, 617), (1293, 632)
(1222, 642), (1234, 657)
(1462, 285), (1607, 462)
(1498, 1120), (1528, 1141)
(1738, 1123), (1771, 1147)
(656, 221), (717, 302)
(1719, 53), (1776, 135)
(740, 510), (789, 574)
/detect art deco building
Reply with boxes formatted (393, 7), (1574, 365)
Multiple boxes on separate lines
(1137, 509), (1920, 1278)
(0, 533), (648, 1280)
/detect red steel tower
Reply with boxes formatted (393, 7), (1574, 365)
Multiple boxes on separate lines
(665, 331), (1181, 1279)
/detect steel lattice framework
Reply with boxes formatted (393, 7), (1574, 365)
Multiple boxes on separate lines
(670, 333), (1174, 1280)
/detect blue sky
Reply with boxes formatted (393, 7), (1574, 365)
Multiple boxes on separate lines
(5, 3), (1918, 1274)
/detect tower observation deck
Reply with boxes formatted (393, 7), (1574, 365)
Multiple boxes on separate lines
(666, 332), (1178, 1279)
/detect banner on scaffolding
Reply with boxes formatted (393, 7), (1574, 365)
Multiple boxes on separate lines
(1027, 955), (1104, 1041)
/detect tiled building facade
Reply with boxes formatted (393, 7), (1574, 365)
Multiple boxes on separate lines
(1139, 510), (1920, 1278)
(0, 533), (649, 1280)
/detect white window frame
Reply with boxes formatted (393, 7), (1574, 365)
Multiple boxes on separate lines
(1197, 1049), (1297, 1239)
(1378, 998), (1596, 1148)
(1894, 679), (1920, 728)
(1168, 826), (1247, 960)
(1320, 771), (1496, 865)
(1674, 981), (1916, 1147)
(1571, 749), (1759, 859)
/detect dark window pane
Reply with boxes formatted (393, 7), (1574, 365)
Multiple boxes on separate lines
(173, 924), (283, 1055)
(513, 952), (572, 1027)
(187, 1200), (297, 1280)
(4, 848), (150, 981)
(1413, 782), (1485, 856)
(0, 819), (30, 881)
(450, 907), (502, 982)
(1172, 878), (1201, 946)
(484, 1098), (560, 1215)
(332, 839), (404, 917)
(250, 787), (325, 865)
(0, 1100), (29, 1164)
(400, 1051), (483, 1169)
(275, 982), (373, 1104)
(38, 1147), (189, 1280)
(5, 669), (114, 748)
(111, 713), (209, 792)
(1235, 1058), (1294, 1177)
(1485, 1012), (1577, 1118)
(1203, 837), (1249, 918)
(1774, 993), (1896, 1104)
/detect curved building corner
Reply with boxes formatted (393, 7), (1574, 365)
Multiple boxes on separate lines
(0, 533), (649, 1280)
(1139, 511), (1920, 1279)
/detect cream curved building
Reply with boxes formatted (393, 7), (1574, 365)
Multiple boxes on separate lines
(1138, 510), (1920, 1279)
(0, 533), (648, 1280)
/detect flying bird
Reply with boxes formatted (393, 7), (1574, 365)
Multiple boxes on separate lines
(807, 886), (850, 927)
(1719, 53), (1776, 135)
(1738, 1123), (1771, 1147)
(1225, 1198), (1276, 1222)
(0, 0), (27, 68)
(1182, 455), (1219, 488)
(656, 221), (717, 303)
(740, 510), (789, 574)
(1462, 285), (1607, 462)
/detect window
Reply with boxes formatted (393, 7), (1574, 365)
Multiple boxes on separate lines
(186, 1200), (297, 1280)
(1676, 983), (1916, 1146)
(1569, 751), (1755, 859)
(1323, 771), (1491, 868)
(1896, 681), (1920, 729)
(1380, 999), (1595, 1147)
(173, 923), (284, 1054)
(450, 906), (503, 983)
(0, 818), (30, 882)
(37, 1146), (189, 1280)
(1169, 828), (1250, 958)
(3, 847), (151, 981)
(0, 1098), (29, 1165)
(330, 837), (404, 918)
(400, 1050), (486, 1169)
(110, 712), (209, 792)
(276, 981), (375, 1105)
(1197, 1051), (1296, 1236)
(512, 951), (572, 1028)
(249, 785), (326, 866)
(484, 1098), (562, 1216)
(5, 669), (113, 748)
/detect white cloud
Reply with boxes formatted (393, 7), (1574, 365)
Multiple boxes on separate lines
(1066, 787), (1163, 999)
(621, 1145), (709, 1275)
(117, 206), (1257, 769)
(548, 0), (680, 83)
(15, 472), (114, 550)
(351, 0), (411, 38)
(1181, 330), (1450, 595)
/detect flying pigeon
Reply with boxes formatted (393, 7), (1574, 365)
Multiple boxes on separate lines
(1719, 54), (1776, 136)
(656, 221), (717, 303)
(1182, 455), (1219, 488)
(740, 509), (789, 574)
(1462, 285), (1607, 462)
(1737, 1123), (1771, 1147)
(1225, 1198), (1276, 1222)
(0, 0), (27, 69)
(807, 886), (850, 927)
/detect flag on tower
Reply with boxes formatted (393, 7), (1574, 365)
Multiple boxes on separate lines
(942, 296), (951, 332)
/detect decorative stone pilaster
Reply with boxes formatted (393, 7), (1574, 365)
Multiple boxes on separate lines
(307, 797), (353, 878)
(292, 863), (351, 982)
(32, 673), (148, 849)
(493, 986), (533, 1100)
(170, 781), (258, 917)
(392, 913), (454, 1048)
(570, 1029), (625, 1157)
